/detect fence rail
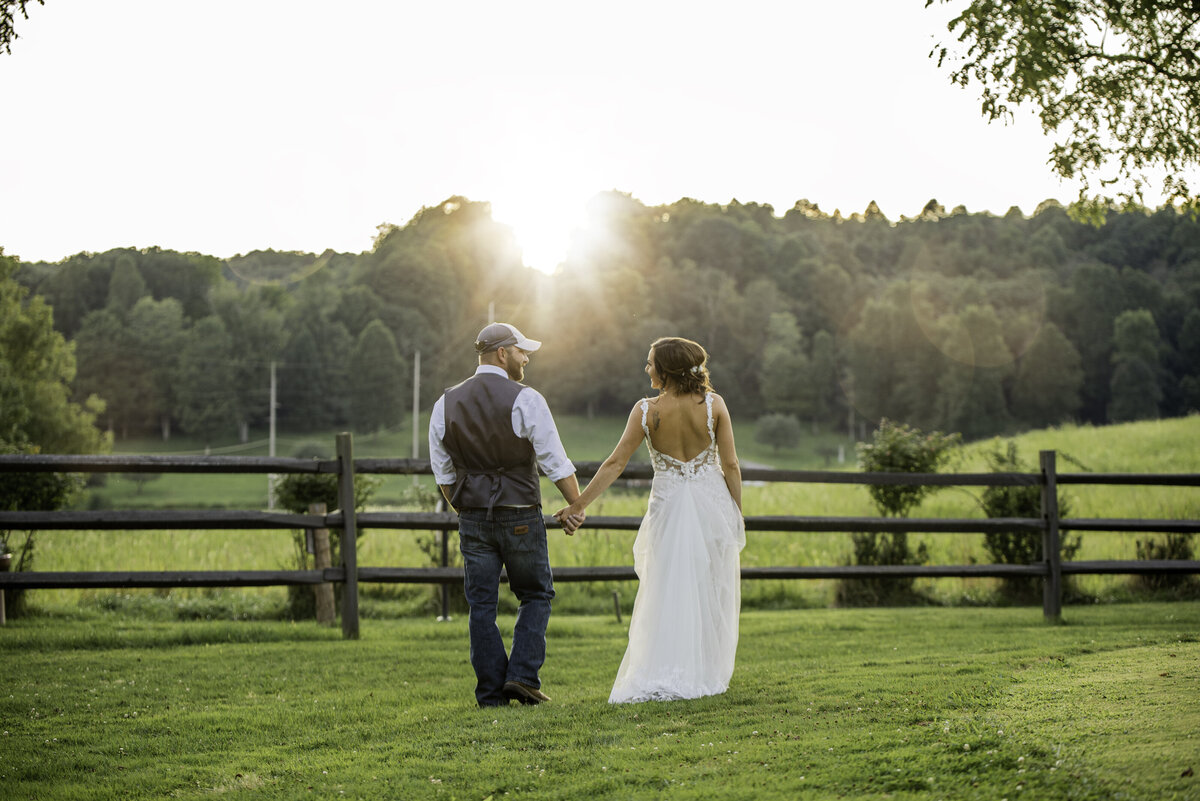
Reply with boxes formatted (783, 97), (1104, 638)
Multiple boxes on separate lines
(2, 439), (1198, 636)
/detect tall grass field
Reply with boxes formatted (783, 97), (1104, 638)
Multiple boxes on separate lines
(6, 415), (1199, 616)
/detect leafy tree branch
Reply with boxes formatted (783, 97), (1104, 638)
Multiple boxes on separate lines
(927, 0), (1200, 214)
(1, 0), (43, 55)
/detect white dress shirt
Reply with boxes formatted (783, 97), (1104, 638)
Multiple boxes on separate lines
(428, 365), (575, 486)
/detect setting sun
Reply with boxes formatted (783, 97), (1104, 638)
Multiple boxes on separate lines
(490, 195), (584, 276)
(475, 110), (610, 275)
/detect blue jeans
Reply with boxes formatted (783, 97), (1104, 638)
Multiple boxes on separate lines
(457, 506), (555, 707)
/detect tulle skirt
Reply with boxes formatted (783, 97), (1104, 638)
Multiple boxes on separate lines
(608, 466), (745, 704)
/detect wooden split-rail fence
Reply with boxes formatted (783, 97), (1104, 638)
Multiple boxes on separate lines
(1, 433), (1198, 636)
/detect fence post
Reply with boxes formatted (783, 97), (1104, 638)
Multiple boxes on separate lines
(440, 508), (451, 620)
(0, 547), (9, 625)
(1040, 450), (1062, 622)
(308, 502), (336, 626)
(336, 433), (360, 639)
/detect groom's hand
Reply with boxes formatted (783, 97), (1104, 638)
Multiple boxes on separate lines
(553, 507), (585, 535)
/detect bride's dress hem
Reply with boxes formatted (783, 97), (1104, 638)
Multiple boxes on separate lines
(609, 684), (731, 705)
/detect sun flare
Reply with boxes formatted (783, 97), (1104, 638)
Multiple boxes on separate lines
(490, 195), (585, 276)
(480, 116), (606, 276)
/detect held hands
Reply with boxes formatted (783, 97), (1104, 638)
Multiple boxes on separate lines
(553, 504), (586, 536)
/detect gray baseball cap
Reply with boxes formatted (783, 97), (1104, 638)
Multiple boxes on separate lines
(475, 322), (542, 354)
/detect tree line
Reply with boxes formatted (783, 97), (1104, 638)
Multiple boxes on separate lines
(10, 194), (1200, 447)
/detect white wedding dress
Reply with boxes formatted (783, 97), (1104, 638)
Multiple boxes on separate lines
(608, 393), (746, 704)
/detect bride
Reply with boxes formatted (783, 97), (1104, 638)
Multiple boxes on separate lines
(556, 337), (745, 703)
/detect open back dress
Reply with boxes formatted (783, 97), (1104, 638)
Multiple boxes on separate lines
(608, 392), (746, 703)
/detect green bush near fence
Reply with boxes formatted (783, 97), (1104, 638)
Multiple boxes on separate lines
(834, 420), (961, 607)
(978, 442), (1083, 604)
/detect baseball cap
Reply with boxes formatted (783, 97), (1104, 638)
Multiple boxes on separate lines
(475, 322), (542, 354)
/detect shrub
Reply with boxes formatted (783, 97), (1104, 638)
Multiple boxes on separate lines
(274, 471), (378, 520)
(834, 531), (934, 607)
(755, 413), (802, 452)
(0, 440), (84, 618)
(118, 473), (162, 495)
(290, 442), (329, 460)
(857, 419), (961, 518)
(978, 441), (1081, 604)
(275, 467), (380, 620)
(836, 419), (960, 607)
(1134, 534), (1197, 593)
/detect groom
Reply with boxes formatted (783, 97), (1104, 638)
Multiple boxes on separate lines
(428, 322), (583, 707)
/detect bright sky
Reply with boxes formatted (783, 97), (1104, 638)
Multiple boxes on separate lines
(1, 0), (1096, 273)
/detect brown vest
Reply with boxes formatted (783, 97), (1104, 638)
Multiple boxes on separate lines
(442, 372), (541, 515)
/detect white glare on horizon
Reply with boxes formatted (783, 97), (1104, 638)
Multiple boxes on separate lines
(490, 196), (584, 276)
(2, 0), (1155, 264)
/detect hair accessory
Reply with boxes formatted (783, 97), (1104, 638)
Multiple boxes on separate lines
(690, 365), (701, 374)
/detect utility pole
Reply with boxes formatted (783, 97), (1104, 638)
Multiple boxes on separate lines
(842, 370), (855, 442)
(487, 301), (495, 324)
(412, 350), (421, 485)
(268, 360), (277, 509)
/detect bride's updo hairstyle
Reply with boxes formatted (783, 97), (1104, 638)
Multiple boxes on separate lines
(651, 337), (714, 396)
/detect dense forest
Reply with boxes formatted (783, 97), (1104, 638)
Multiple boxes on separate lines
(11, 194), (1200, 446)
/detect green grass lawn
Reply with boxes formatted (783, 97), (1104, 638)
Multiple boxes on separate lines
(1, 603), (1197, 800)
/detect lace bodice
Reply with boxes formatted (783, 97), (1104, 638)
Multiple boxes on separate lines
(640, 393), (721, 479)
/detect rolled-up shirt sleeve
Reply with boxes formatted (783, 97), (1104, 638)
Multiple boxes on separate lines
(512, 387), (576, 482)
(427, 395), (457, 485)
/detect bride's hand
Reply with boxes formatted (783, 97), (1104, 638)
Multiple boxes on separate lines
(553, 505), (586, 535)
(552, 507), (575, 535)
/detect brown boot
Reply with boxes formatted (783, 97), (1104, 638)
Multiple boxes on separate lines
(502, 681), (550, 704)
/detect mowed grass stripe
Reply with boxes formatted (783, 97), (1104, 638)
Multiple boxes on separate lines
(1, 603), (1197, 800)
